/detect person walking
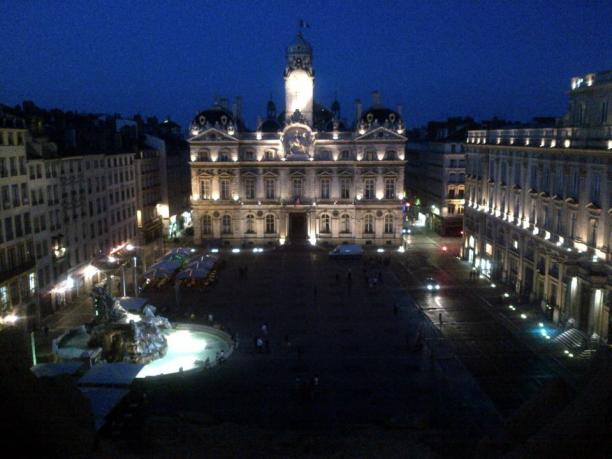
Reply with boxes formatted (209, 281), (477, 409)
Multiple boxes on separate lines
(438, 312), (443, 327)
(261, 323), (268, 335)
(256, 337), (264, 353)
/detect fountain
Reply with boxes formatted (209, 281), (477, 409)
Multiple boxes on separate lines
(53, 287), (233, 377)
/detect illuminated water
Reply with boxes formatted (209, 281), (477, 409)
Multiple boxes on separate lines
(136, 325), (233, 378)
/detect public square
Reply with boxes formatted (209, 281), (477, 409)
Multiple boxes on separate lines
(80, 231), (583, 455)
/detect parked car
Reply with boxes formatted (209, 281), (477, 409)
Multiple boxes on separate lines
(329, 244), (364, 258)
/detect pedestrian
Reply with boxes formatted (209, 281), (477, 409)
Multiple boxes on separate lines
(256, 337), (264, 353)
(261, 323), (268, 335)
(208, 313), (214, 323)
(438, 312), (443, 326)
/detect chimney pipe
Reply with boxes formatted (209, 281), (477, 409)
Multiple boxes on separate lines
(372, 90), (381, 107)
(355, 99), (362, 122)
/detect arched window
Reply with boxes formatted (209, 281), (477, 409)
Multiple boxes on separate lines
(318, 150), (330, 160)
(384, 214), (394, 233)
(320, 214), (330, 233)
(202, 215), (212, 235)
(341, 214), (351, 233)
(365, 150), (376, 161)
(385, 150), (396, 160)
(364, 214), (374, 234)
(265, 215), (275, 233)
(243, 150), (255, 161)
(246, 214), (255, 233)
(264, 150), (275, 160)
(222, 215), (232, 234)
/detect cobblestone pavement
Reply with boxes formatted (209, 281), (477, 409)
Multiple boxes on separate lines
(140, 243), (500, 447)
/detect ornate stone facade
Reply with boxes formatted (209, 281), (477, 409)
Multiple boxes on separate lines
(189, 33), (406, 247)
(463, 70), (611, 343)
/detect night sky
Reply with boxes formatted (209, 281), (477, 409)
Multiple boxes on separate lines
(1, 0), (610, 129)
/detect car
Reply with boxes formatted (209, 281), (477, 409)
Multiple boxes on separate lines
(329, 244), (364, 258)
(425, 277), (440, 291)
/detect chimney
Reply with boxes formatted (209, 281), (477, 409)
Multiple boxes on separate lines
(396, 104), (403, 116)
(355, 99), (362, 122)
(372, 90), (381, 107)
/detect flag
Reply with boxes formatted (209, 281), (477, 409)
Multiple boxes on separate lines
(299, 19), (310, 29)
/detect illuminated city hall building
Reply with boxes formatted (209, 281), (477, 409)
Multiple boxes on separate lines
(189, 33), (406, 247)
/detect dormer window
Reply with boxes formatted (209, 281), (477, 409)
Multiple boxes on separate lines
(219, 150), (230, 162)
(198, 149), (210, 161)
(243, 150), (255, 161)
(264, 150), (275, 160)
(341, 150), (351, 160)
(365, 151), (376, 161)
(385, 151), (396, 160)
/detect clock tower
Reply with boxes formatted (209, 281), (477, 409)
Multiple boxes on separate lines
(284, 32), (314, 126)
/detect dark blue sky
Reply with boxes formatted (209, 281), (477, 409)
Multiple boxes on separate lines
(1, 1), (610, 129)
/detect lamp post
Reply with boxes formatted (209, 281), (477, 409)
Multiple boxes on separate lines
(133, 256), (138, 296)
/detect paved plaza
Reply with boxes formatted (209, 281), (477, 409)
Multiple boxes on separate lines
(32, 233), (597, 455)
(135, 243), (500, 454)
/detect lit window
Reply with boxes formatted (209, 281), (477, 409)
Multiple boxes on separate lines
(364, 214), (374, 234)
(320, 214), (330, 233)
(200, 179), (211, 199)
(246, 214), (255, 233)
(265, 215), (275, 233)
(384, 214), (394, 233)
(341, 214), (350, 233)
(202, 215), (212, 235)
(364, 179), (375, 200)
(384, 179), (395, 199)
(222, 215), (232, 234)
(320, 179), (330, 199)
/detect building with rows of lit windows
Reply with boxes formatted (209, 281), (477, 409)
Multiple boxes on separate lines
(188, 33), (406, 247)
(463, 70), (611, 344)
